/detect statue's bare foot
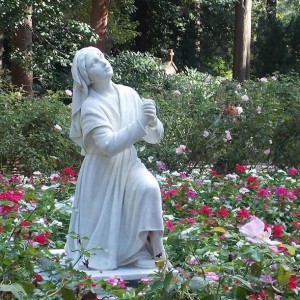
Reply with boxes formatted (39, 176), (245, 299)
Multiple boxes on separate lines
(134, 259), (156, 268)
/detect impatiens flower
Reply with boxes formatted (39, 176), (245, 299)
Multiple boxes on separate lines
(210, 169), (217, 176)
(63, 167), (75, 176)
(264, 149), (270, 155)
(33, 232), (50, 245)
(205, 272), (219, 282)
(166, 221), (174, 231)
(156, 161), (166, 171)
(175, 144), (186, 154)
(288, 168), (299, 176)
(235, 164), (247, 172)
(237, 207), (251, 219)
(239, 217), (281, 245)
(187, 256), (199, 265)
(287, 274), (300, 289)
(272, 224), (283, 239)
(105, 275), (126, 289)
(216, 207), (230, 218)
(246, 176), (259, 189)
(187, 190), (197, 198)
(32, 273), (43, 287)
(199, 205), (213, 217)
(236, 106), (243, 115)
(257, 189), (270, 198)
(261, 274), (273, 284)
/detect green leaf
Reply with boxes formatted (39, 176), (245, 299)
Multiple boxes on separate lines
(189, 277), (209, 291)
(277, 264), (291, 286)
(212, 226), (226, 233)
(250, 262), (262, 278)
(0, 283), (27, 300)
(250, 249), (263, 262)
(233, 276), (255, 291)
(286, 245), (295, 256)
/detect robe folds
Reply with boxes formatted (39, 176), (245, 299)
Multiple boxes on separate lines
(65, 84), (164, 270)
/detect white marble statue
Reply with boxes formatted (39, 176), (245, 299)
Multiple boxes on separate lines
(65, 46), (165, 270)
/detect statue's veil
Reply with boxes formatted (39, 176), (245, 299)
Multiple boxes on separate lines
(69, 47), (101, 150)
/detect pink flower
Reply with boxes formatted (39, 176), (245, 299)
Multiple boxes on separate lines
(205, 272), (219, 282)
(187, 190), (197, 198)
(239, 217), (281, 245)
(288, 168), (299, 176)
(257, 189), (270, 198)
(175, 145), (186, 154)
(256, 106), (262, 114)
(156, 161), (166, 171)
(166, 221), (174, 231)
(173, 90), (181, 96)
(264, 149), (270, 155)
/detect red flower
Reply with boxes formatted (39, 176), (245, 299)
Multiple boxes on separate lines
(199, 205), (213, 217)
(287, 274), (300, 289)
(32, 273), (43, 286)
(210, 170), (218, 176)
(287, 168), (299, 176)
(0, 225), (2, 233)
(235, 164), (247, 173)
(216, 206), (230, 218)
(21, 220), (30, 227)
(63, 167), (75, 176)
(237, 207), (251, 219)
(272, 224), (283, 238)
(246, 176), (259, 189)
(33, 232), (50, 245)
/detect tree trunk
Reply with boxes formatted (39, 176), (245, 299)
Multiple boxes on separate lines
(11, 5), (33, 95)
(90, 0), (111, 54)
(233, 0), (252, 82)
(0, 28), (4, 73)
(267, 0), (277, 21)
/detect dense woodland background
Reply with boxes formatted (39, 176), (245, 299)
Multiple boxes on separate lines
(1, 0), (300, 93)
(0, 0), (300, 174)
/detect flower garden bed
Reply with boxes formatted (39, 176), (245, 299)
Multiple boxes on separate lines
(0, 165), (299, 299)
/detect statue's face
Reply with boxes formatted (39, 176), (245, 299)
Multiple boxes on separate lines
(85, 50), (113, 83)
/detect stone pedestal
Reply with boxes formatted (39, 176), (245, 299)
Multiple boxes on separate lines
(49, 249), (158, 281)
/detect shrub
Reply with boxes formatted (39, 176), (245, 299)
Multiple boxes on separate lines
(0, 91), (82, 175)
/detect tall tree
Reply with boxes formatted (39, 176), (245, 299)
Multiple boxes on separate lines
(90, 0), (111, 53)
(11, 5), (33, 95)
(0, 28), (4, 72)
(233, 0), (252, 82)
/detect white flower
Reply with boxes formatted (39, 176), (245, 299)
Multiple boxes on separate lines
(260, 77), (268, 83)
(225, 130), (232, 141)
(148, 156), (154, 163)
(202, 130), (210, 138)
(241, 94), (249, 102)
(33, 171), (42, 175)
(65, 89), (72, 96)
(236, 106), (243, 115)
(54, 124), (62, 131)
(239, 187), (250, 194)
(236, 83), (242, 90)
(256, 106), (262, 114)
(23, 184), (35, 190)
(173, 90), (181, 96)
(139, 146), (145, 152)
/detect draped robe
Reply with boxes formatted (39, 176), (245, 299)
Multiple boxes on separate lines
(65, 84), (164, 270)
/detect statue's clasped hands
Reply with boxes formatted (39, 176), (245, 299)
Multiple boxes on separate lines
(140, 98), (157, 128)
